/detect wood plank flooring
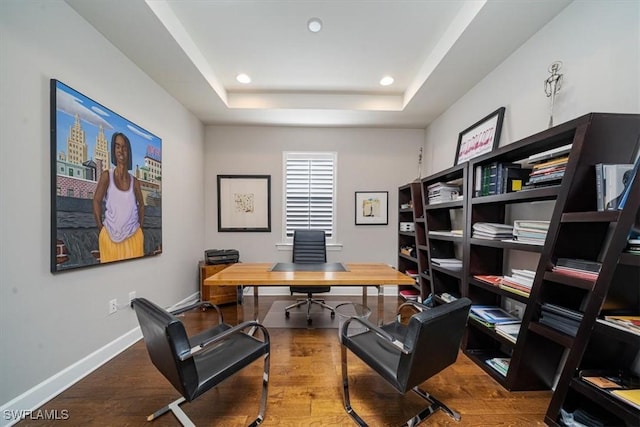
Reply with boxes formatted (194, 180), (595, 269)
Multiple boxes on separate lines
(17, 296), (551, 426)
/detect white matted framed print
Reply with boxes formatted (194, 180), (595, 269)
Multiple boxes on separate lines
(355, 191), (388, 225)
(217, 175), (271, 232)
(454, 107), (505, 165)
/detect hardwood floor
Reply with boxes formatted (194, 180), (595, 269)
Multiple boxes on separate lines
(17, 296), (551, 426)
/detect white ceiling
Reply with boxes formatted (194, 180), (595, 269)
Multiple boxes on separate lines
(65, 0), (572, 128)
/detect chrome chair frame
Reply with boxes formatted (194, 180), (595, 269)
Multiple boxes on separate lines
(340, 298), (471, 426)
(132, 298), (270, 427)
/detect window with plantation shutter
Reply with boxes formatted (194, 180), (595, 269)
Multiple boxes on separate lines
(283, 152), (336, 243)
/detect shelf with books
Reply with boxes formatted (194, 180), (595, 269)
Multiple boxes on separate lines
(541, 115), (640, 425)
(462, 112), (640, 395)
(397, 182), (429, 300)
(421, 164), (467, 307)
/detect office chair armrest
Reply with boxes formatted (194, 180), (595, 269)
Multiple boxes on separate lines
(170, 301), (224, 325)
(181, 320), (270, 361)
(342, 317), (410, 354)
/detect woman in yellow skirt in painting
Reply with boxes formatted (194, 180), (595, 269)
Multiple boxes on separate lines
(92, 132), (145, 263)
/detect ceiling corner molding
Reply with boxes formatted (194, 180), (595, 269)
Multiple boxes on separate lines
(144, 0), (228, 105)
(403, 0), (487, 107)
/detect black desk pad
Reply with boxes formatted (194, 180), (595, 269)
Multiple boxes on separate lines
(270, 262), (349, 272)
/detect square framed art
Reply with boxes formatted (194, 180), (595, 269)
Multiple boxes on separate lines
(355, 191), (388, 225)
(217, 175), (271, 232)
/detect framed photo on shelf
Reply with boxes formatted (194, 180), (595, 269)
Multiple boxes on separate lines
(454, 106), (506, 165)
(355, 191), (388, 225)
(217, 175), (271, 232)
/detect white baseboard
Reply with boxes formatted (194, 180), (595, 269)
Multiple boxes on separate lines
(0, 327), (141, 427)
(0, 292), (199, 427)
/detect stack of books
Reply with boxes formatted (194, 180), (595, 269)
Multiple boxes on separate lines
(485, 357), (510, 377)
(472, 222), (514, 240)
(430, 258), (462, 270)
(495, 323), (521, 343)
(469, 305), (520, 328)
(552, 258), (601, 280)
(474, 162), (532, 197)
(525, 143), (572, 187)
(539, 303), (583, 336)
(625, 238), (640, 254)
(399, 288), (420, 302)
(511, 220), (550, 245)
(427, 181), (462, 204)
(598, 315), (640, 335)
(500, 269), (535, 297)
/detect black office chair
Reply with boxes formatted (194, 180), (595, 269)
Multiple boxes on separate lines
(284, 229), (336, 324)
(131, 298), (270, 427)
(340, 297), (471, 426)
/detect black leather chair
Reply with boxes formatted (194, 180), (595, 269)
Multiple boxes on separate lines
(284, 229), (335, 324)
(131, 298), (270, 427)
(340, 297), (471, 426)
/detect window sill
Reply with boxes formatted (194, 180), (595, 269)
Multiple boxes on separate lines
(276, 242), (343, 251)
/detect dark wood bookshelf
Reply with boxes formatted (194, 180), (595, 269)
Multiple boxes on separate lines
(463, 112), (640, 396)
(544, 139), (640, 426)
(406, 113), (639, 412)
(420, 164), (467, 306)
(397, 182), (428, 298)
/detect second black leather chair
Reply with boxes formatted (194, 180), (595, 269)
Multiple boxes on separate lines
(285, 229), (336, 324)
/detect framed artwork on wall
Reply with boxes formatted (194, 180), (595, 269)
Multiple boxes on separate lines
(50, 79), (163, 273)
(454, 107), (506, 165)
(355, 191), (388, 225)
(217, 175), (271, 232)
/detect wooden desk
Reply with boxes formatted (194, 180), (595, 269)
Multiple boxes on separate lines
(204, 262), (416, 324)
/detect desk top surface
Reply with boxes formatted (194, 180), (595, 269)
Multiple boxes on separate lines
(204, 262), (416, 286)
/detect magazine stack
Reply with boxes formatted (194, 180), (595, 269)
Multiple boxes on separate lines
(539, 303), (584, 336)
(552, 258), (601, 280)
(427, 181), (462, 205)
(500, 269), (535, 297)
(430, 258), (462, 271)
(472, 222), (514, 240)
(512, 220), (550, 245)
(525, 143), (572, 187)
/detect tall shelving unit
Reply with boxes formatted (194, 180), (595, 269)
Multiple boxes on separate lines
(405, 113), (639, 393)
(421, 164), (467, 305)
(544, 165), (640, 425)
(461, 113), (640, 392)
(397, 182), (429, 300)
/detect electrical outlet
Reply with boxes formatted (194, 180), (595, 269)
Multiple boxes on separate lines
(108, 299), (118, 315)
(128, 291), (136, 306)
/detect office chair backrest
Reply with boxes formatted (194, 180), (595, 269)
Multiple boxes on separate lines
(397, 297), (471, 391)
(132, 298), (198, 400)
(292, 229), (326, 263)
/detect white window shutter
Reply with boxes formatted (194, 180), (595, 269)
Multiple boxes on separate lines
(284, 152), (336, 240)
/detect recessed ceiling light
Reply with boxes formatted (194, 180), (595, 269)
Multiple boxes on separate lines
(380, 76), (394, 86)
(236, 73), (251, 84)
(307, 18), (322, 33)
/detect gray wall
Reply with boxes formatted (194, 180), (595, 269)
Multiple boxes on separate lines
(203, 126), (424, 294)
(424, 0), (640, 173)
(0, 0), (206, 410)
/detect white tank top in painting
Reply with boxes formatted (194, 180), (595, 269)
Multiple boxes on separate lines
(103, 169), (140, 243)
